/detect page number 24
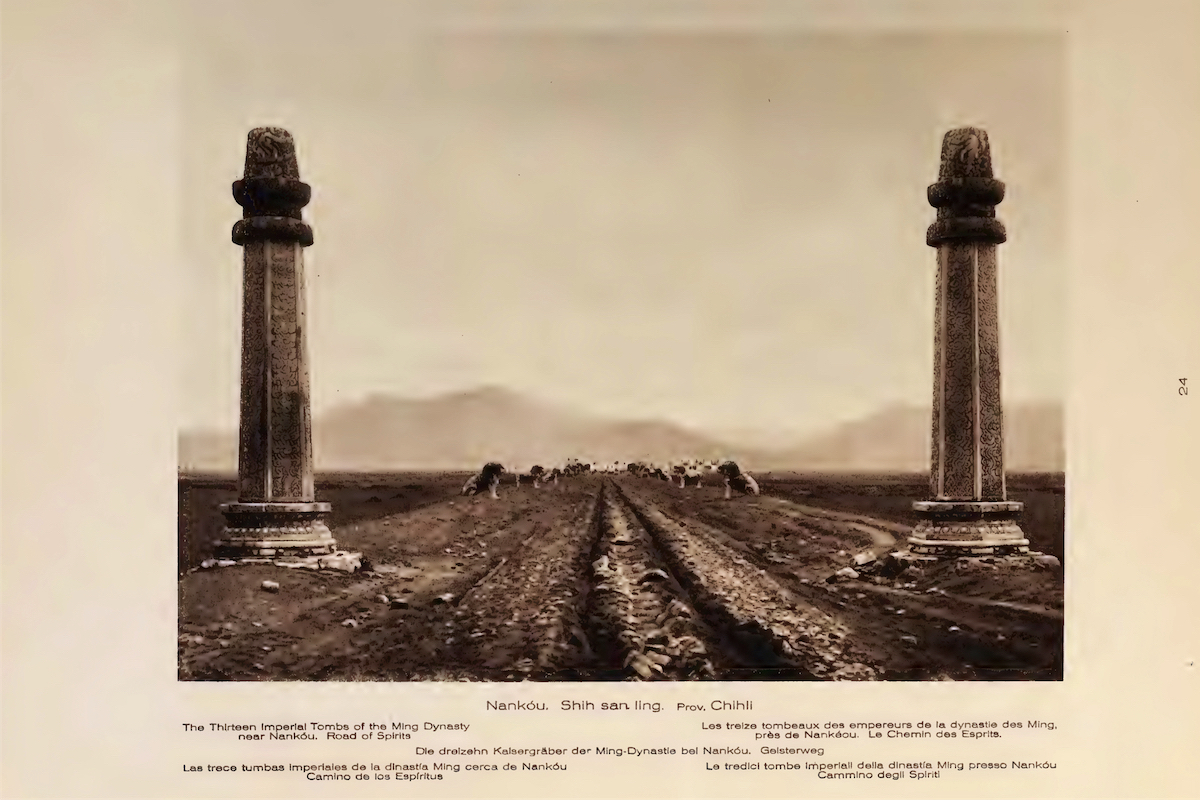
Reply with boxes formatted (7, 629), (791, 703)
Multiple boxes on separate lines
(1181, 379), (1189, 396)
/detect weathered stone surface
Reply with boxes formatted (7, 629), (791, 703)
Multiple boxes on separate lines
(827, 567), (861, 583)
(317, 552), (362, 573)
(244, 127), (301, 181)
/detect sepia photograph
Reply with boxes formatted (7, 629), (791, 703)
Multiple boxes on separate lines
(175, 8), (1066, 683)
(9, 0), (1200, 796)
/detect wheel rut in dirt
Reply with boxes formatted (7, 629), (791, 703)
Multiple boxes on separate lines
(610, 482), (880, 681)
(437, 487), (604, 680)
(580, 486), (725, 680)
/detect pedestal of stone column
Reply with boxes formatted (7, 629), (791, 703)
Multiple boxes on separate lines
(215, 502), (336, 559)
(909, 501), (1027, 556)
(909, 128), (1029, 558)
(213, 127), (352, 569)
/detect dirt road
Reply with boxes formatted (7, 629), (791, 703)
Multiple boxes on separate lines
(179, 474), (1062, 681)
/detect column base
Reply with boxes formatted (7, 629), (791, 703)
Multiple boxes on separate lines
(215, 501), (338, 559)
(908, 500), (1029, 557)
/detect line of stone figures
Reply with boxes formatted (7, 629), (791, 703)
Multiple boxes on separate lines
(460, 458), (759, 499)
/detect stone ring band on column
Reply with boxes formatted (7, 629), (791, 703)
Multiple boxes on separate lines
(926, 217), (1006, 246)
(927, 178), (1005, 208)
(232, 216), (314, 246)
(233, 177), (312, 218)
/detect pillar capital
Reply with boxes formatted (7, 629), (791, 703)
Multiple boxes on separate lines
(232, 128), (314, 247)
(926, 127), (1006, 246)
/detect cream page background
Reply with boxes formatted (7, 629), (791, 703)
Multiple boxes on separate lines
(2, 0), (1198, 797)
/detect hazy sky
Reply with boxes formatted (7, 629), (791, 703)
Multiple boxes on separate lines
(177, 2), (1065, 438)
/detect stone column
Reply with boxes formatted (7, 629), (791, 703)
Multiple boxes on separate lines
(215, 128), (337, 561)
(908, 128), (1029, 557)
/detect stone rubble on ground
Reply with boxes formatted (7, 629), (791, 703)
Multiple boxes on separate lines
(457, 493), (602, 676)
(627, 490), (879, 681)
(587, 499), (714, 681)
(193, 551), (364, 573)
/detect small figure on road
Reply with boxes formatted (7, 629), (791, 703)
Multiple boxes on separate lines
(717, 460), (760, 500)
(462, 462), (505, 499)
(672, 464), (687, 487)
(516, 465), (546, 488)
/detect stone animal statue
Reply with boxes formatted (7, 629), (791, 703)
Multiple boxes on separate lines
(717, 460), (760, 499)
(462, 462), (505, 499)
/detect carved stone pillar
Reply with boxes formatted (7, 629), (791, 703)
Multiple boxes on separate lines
(908, 128), (1029, 557)
(215, 128), (337, 560)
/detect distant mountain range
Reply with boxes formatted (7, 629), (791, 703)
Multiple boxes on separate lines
(749, 402), (1064, 473)
(179, 386), (1063, 474)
